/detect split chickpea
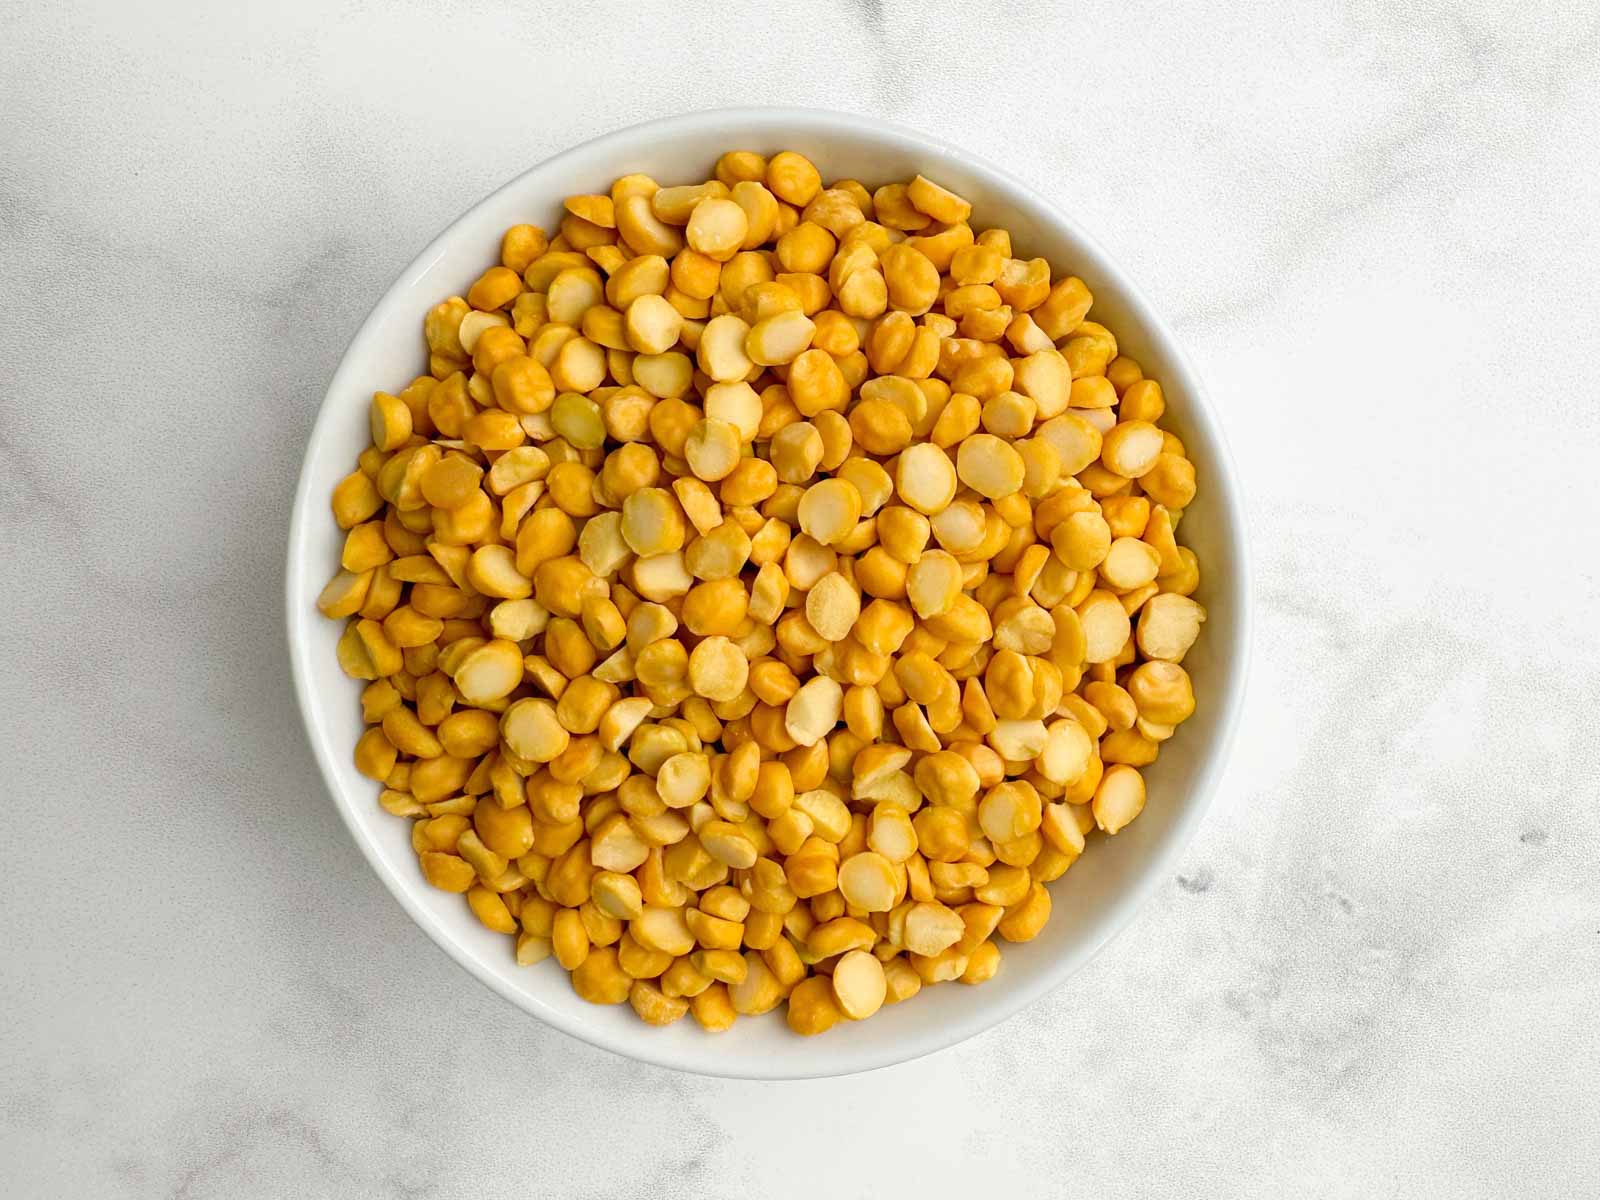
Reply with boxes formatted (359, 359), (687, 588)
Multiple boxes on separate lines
(321, 149), (1208, 1039)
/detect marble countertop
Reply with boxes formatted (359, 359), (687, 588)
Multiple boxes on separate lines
(4, 1), (1597, 1195)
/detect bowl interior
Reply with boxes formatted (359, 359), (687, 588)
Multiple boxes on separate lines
(287, 108), (1248, 1079)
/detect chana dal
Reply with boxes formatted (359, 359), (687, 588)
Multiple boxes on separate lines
(319, 150), (1206, 1035)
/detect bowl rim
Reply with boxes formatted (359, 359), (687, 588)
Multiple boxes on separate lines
(285, 104), (1251, 1079)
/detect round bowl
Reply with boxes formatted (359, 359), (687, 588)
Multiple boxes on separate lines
(286, 106), (1250, 1079)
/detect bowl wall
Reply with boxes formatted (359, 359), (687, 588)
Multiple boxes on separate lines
(286, 107), (1250, 1079)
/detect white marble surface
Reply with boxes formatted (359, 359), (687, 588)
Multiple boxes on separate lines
(4, 0), (1599, 1195)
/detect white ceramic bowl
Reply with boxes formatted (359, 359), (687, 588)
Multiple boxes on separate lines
(286, 107), (1250, 1079)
